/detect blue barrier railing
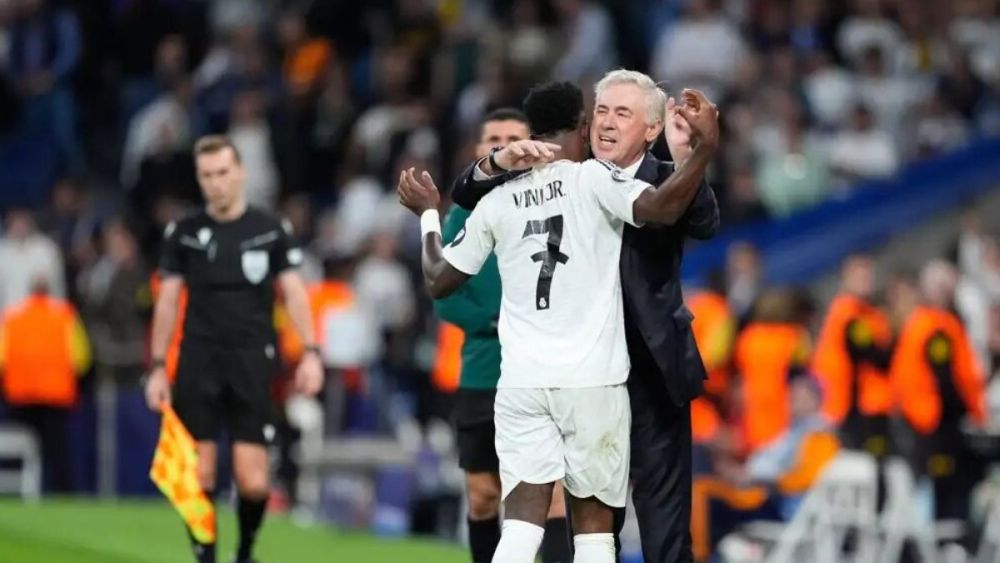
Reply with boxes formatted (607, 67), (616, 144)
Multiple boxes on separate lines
(681, 136), (1000, 286)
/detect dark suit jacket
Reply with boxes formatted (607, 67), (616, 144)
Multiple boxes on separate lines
(451, 152), (719, 405)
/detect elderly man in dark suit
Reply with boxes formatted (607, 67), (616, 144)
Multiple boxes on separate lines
(450, 69), (719, 563)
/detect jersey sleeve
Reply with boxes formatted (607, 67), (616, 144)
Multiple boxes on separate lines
(583, 160), (651, 227)
(272, 219), (303, 273)
(158, 221), (185, 277)
(441, 201), (495, 275)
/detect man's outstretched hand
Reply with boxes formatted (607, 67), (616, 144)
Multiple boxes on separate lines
(674, 89), (720, 152)
(398, 167), (441, 215)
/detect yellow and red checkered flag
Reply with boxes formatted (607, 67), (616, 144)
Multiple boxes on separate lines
(150, 404), (216, 543)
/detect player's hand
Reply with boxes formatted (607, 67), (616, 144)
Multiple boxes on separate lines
(144, 368), (171, 411)
(674, 89), (720, 152)
(492, 140), (561, 171)
(398, 167), (441, 215)
(664, 96), (694, 166)
(294, 351), (324, 396)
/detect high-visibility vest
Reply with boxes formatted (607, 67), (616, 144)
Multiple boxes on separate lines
(432, 322), (463, 393)
(278, 280), (355, 364)
(812, 294), (893, 424)
(150, 272), (188, 383)
(0, 294), (91, 407)
(688, 290), (735, 399)
(691, 396), (722, 443)
(734, 322), (811, 451)
(889, 305), (987, 435)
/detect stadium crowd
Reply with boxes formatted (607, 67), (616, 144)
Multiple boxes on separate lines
(0, 0), (999, 559)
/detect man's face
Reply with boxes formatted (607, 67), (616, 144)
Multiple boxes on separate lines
(196, 148), (245, 213)
(476, 119), (530, 159)
(592, 82), (661, 168)
(790, 378), (821, 421)
(843, 258), (876, 299)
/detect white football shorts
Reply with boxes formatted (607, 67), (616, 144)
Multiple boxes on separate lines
(494, 384), (631, 508)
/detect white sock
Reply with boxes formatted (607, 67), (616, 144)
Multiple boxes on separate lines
(491, 519), (545, 563)
(573, 533), (615, 563)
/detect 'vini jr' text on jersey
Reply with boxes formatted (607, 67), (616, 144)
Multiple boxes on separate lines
(512, 180), (566, 209)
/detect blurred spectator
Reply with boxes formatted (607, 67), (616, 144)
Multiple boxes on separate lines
(911, 92), (970, 157)
(855, 44), (921, 134)
(956, 213), (1000, 375)
(278, 8), (332, 101)
(720, 163), (767, 225)
(355, 231), (416, 334)
(8, 0), (82, 167)
(650, 0), (746, 102)
(551, 0), (616, 83)
(938, 48), (988, 120)
(890, 260), (988, 520)
(0, 208), (65, 311)
(76, 219), (147, 373)
(836, 0), (904, 69)
(949, 0), (1000, 81)
(121, 76), (194, 192)
(732, 289), (813, 453)
(38, 177), (102, 295)
(280, 194), (322, 283)
(228, 89), (280, 210)
(0, 275), (91, 492)
(754, 93), (830, 216)
(812, 254), (894, 457)
(802, 50), (857, 130)
(109, 1), (188, 119)
(726, 241), (762, 324)
(828, 103), (899, 185)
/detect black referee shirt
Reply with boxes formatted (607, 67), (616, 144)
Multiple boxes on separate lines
(159, 207), (302, 347)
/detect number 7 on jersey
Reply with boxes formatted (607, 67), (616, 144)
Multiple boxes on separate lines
(522, 215), (569, 310)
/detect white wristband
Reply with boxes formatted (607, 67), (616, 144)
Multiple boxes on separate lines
(420, 209), (441, 238)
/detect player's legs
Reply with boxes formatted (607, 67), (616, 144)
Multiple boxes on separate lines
(466, 471), (503, 562)
(174, 344), (223, 563)
(492, 482), (553, 563)
(567, 494), (616, 563)
(456, 389), (504, 562)
(542, 482), (572, 563)
(227, 345), (278, 563)
(555, 385), (631, 563)
(493, 388), (566, 563)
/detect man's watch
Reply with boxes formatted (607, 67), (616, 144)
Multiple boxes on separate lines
(151, 358), (166, 370)
(304, 345), (321, 358)
(488, 146), (508, 173)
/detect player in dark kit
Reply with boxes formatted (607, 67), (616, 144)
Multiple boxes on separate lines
(144, 135), (324, 563)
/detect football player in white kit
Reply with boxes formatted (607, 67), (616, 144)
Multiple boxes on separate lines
(398, 82), (718, 563)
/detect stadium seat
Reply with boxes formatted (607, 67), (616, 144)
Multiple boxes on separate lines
(719, 451), (880, 563)
(0, 423), (41, 502)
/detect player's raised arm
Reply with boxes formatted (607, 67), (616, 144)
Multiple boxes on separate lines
(398, 168), (474, 298)
(632, 89), (720, 225)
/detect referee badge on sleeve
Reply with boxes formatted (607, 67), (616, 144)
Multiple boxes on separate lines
(241, 250), (270, 284)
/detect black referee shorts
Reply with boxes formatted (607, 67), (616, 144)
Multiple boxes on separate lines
(173, 340), (279, 445)
(453, 388), (499, 473)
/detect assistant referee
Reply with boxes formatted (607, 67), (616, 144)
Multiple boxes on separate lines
(144, 135), (324, 563)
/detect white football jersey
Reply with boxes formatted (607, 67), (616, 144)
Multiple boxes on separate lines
(443, 159), (650, 388)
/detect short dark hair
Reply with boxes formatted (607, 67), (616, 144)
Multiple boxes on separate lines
(478, 108), (529, 140)
(482, 108), (528, 126)
(523, 81), (584, 138)
(193, 135), (242, 163)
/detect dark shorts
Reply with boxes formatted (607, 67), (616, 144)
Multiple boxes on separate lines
(453, 388), (499, 473)
(173, 341), (278, 445)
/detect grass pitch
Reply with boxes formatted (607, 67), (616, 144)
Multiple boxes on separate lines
(0, 498), (467, 562)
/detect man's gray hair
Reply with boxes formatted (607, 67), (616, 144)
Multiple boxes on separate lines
(594, 69), (668, 126)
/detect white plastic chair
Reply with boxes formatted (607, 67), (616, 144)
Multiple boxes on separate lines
(720, 451), (880, 563)
(0, 423), (41, 502)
